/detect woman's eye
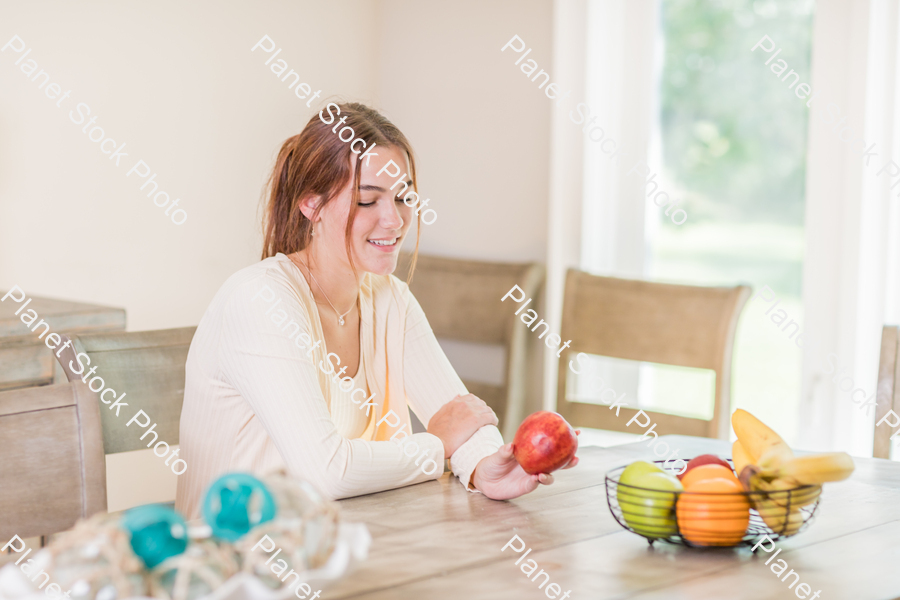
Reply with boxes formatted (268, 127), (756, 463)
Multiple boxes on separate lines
(357, 199), (377, 207)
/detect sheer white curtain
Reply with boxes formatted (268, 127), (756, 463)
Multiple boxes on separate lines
(549, 0), (900, 456)
(800, 0), (900, 456)
(545, 0), (660, 409)
(580, 0), (659, 279)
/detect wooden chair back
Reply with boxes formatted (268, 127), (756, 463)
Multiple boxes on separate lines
(556, 270), (750, 440)
(55, 327), (196, 454)
(874, 325), (900, 459)
(396, 253), (544, 439)
(0, 382), (107, 540)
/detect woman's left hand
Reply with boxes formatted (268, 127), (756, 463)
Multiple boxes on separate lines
(470, 432), (580, 501)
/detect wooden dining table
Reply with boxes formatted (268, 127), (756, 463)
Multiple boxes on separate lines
(325, 435), (900, 600)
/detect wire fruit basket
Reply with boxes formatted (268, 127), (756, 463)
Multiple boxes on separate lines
(605, 459), (821, 548)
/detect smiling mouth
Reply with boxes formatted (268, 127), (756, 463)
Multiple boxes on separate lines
(368, 238), (398, 247)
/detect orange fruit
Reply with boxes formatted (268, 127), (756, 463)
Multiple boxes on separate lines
(680, 464), (739, 489)
(676, 477), (750, 547)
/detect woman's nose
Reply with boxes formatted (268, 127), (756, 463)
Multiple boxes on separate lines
(380, 198), (404, 230)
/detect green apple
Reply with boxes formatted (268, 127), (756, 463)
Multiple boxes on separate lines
(617, 463), (683, 539)
(620, 460), (663, 479)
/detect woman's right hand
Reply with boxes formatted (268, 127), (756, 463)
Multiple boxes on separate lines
(427, 394), (498, 458)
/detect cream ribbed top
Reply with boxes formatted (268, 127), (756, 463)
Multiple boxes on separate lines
(175, 254), (504, 519)
(329, 336), (369, 439)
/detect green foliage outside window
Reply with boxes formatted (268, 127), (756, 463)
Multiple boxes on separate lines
(644, 0), (815, 445)
(659, 0), (814, 225)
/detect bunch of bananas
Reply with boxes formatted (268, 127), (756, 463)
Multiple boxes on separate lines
(731, 409), (855, 536)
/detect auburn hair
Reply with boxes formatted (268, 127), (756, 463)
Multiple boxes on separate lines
(261, 102), (420, 280)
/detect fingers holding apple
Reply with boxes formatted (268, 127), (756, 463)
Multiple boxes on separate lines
(536, 472), (554, 485)
(561, 456), (579, 470)
(471, 443), (562, 500)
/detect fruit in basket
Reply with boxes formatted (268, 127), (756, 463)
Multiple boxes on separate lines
(676, 477), (750, 546)
(617, 461), (683, 539)
(729, 409), (852, 538)
(741, 463), (816, 536)
(620, 459), (664, 479)
(740, 463), (822, 509)
(755, 495), (805, 536)
(768, 452), (855, 484)
(732, 440), (753, 476)
(755, 476), (822, 508)
(744, 451), (853, 492)
(742, 451), (852, 513)
(678, 454), (732, 480)
(680, 464), (740, 489)
(512, 411), (578, 474)
(732, 407), (853, 490)
(731, 409), (794, 467)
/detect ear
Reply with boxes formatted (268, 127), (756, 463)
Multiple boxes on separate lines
(298, 194), (321, 222)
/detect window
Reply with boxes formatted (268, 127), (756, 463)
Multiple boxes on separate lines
(577, 0), (815, 445)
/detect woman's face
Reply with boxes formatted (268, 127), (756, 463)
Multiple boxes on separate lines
(314, 145), (415, 276)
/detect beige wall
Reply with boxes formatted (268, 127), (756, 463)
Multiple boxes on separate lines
(0, 1), (553, 509)
(375, 0), (552, 263)
(375, 0), (553, 419)
(0, 0), (379, 331)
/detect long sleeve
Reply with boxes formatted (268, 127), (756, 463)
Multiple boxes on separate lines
(216, 271), (444, 500)
(176, 256), (504, 520)
(400, 291), (505, 491)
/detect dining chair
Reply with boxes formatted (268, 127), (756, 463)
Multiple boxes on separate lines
(873, 325), (900, 459)
(555, 269), (751, 440)
(396, 252), (544, 440)
(55, 327), (196, 455)
(0, 382), (107, 541)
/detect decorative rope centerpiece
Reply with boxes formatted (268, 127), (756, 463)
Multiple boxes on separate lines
(43, 512), (148, 600)
(235, 471), (340, 587)
(13, 471), (346, 600)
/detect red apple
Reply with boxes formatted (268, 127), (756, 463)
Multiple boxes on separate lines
(512, 411), (578, 475)
(678, 454), (732, 480)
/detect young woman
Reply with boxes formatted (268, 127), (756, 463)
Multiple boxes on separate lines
(175, 102), (577, 519)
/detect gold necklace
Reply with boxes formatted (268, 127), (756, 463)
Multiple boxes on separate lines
(297, 257), (356, 326)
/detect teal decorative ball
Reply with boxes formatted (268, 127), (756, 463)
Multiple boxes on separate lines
(202, 472), (277, 542)
(121, 505), (189, 569)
